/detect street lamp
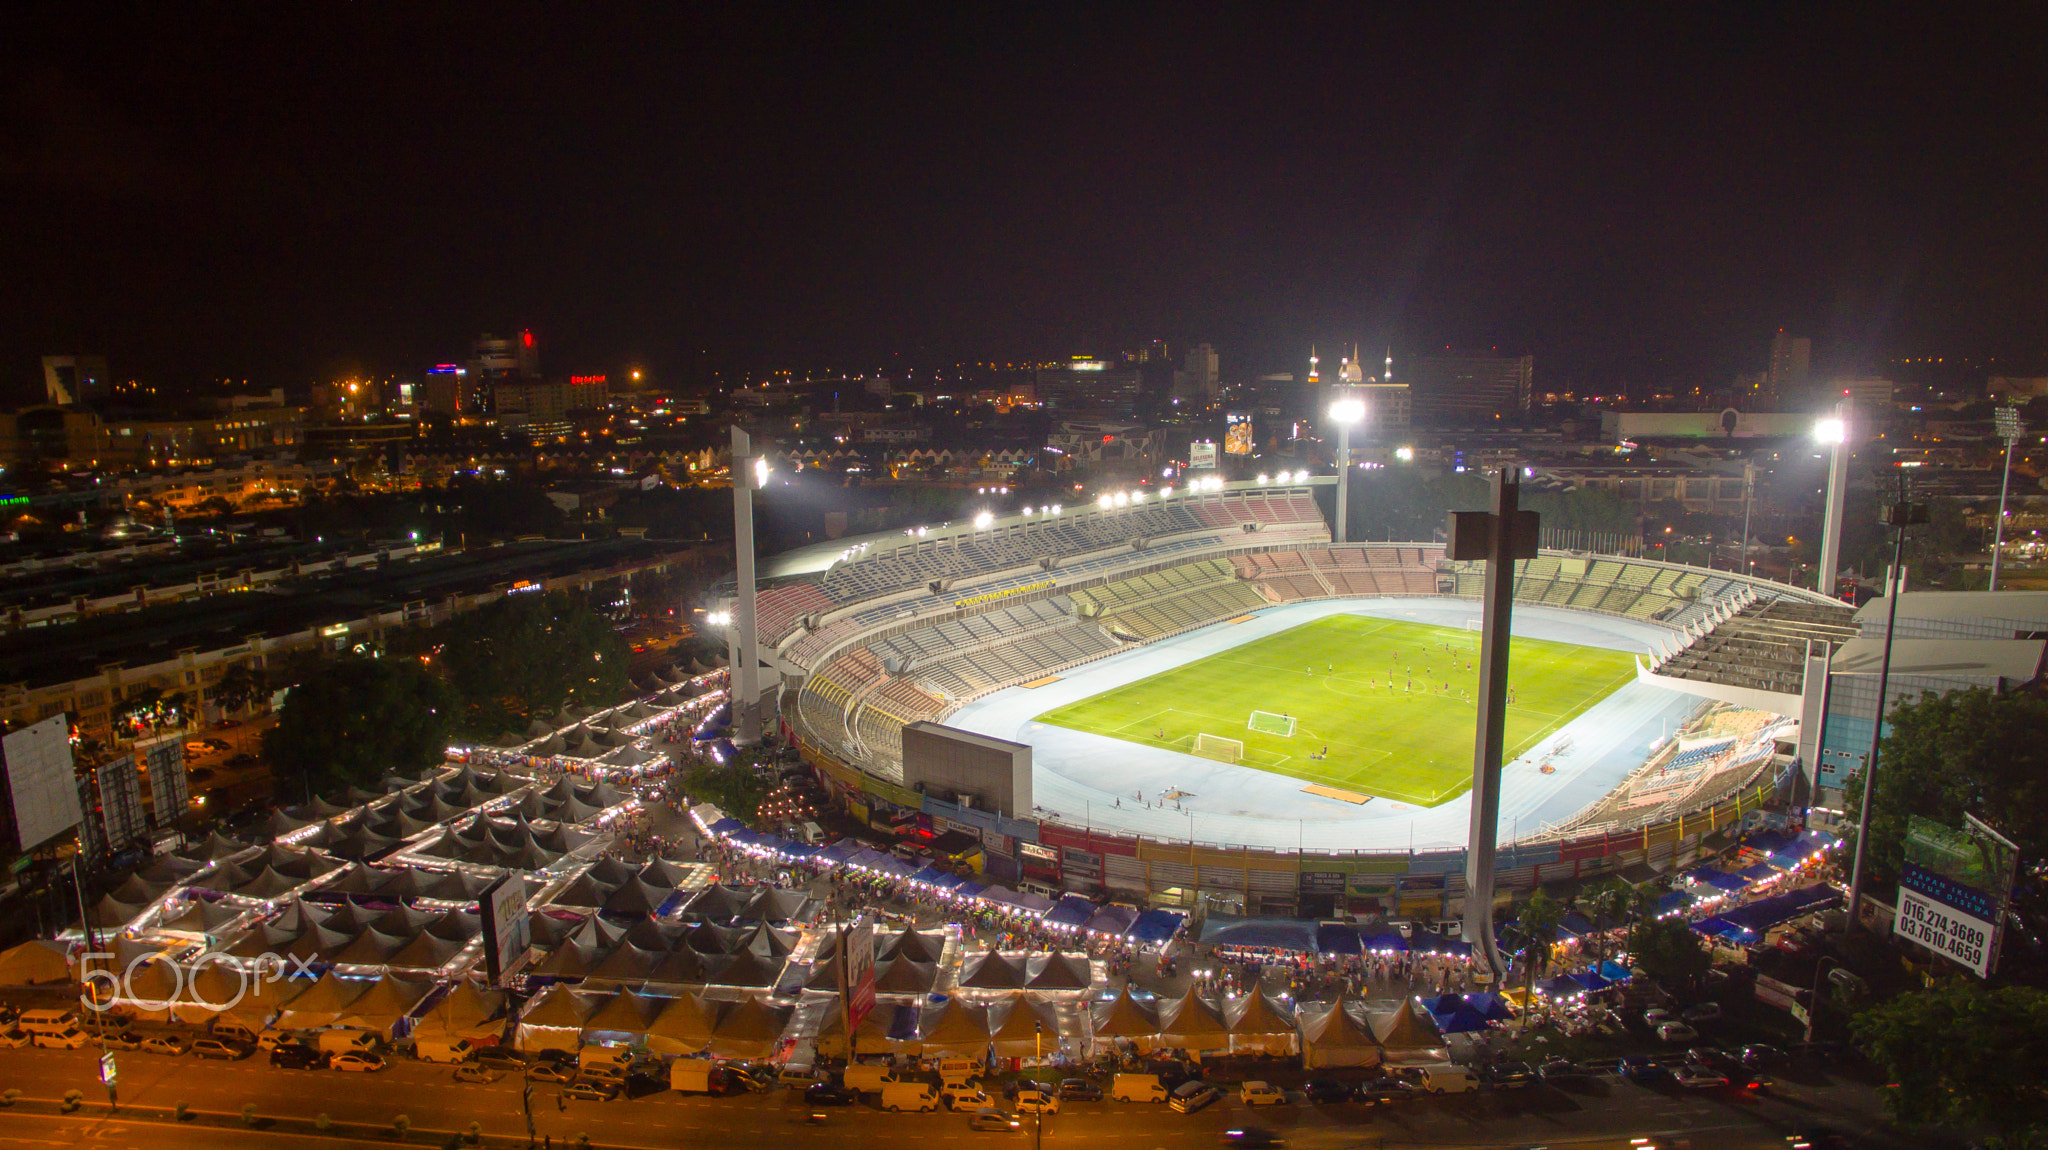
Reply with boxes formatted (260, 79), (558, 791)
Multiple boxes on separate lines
(1990, 406), (2027, 591)
(1811, 408), (1850, 597)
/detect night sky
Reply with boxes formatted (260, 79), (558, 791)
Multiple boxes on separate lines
(3, 3), (2045, 398)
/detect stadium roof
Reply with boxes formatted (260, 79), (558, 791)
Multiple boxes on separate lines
(1853, 590), (2048, 626)
(1829, 637), (2046, 681)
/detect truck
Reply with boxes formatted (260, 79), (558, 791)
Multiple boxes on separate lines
(670, 1061), (719, 1094)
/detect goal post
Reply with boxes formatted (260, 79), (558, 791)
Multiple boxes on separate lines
(1193, 733), (1243, 763)
(1246, 710), (1296, 737)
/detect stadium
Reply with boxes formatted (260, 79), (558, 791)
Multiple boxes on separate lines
(729, 477), (1854, 918)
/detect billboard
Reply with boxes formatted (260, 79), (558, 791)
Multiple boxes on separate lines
(1224, 412), (1254, 455)
(3, 715), (83, 851)
(139, 736), (188, 828)
(95, 756), (147, 851)
(841, 922), (877, 1031)
(1893, 814), (2018, 978)
(1189, 441), (1218, 470)
(478, 873), (533, 987)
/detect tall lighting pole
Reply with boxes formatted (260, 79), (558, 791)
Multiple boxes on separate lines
(1328, 393), (1364, 544)
(1814, 402), (1850, 599)
(1842, 479), (1927, 936)
(1738, 457), (1756, 576)
(729, 425), (767, 745)
(1990, 406), (2027, 591)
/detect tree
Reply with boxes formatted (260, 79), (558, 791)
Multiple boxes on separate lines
(1841, 686), (2048, 888)
(262, 658), (458, 794)
(1515, 889), (1565, 1023)
(434, 591), (630, 737)
(1583, 877), (1634, 965)
(211, 663), (269, 717)
(1626, 915), (1710, 993)
(1853, 980), (2048, 1144)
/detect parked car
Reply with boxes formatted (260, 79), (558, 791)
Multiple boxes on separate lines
(1685, 1047), (1738, 1071)
(1641, 1007), (1675, 1028)
(1484, 1061), (1539, 1089)
(474, 1047), (528, 1072)
(1672, 1064), (1729, 1090)
(1170, 1081), (1221, 1114)
(527, 1062), (577, 1083)
(1739, 1043), (1788, 1068)
(101, 1031), (146, 1051)
(968, 1108), (1022, 1131)
(563, 1081), (619, 1102)
(804, 1081), (856, 1106)
(1656, 1021), (1700, 1043)
(0, 1028), (30, 1048)
(1537, 1058), (1592, 1084)
(1355, 1079), (1420, 1105)
(941, 1085), (993, 1111)
(454, 1064), (500, 1083)
(270, 1043), (322, 1070)
(1680, 1002), (1723, 1024)
(1302, 1079), (1353, 1104)
(1239, 1081), (1287, 1107)
(140, 1035), (190, 1056)
(330, 1051), (385, 1073)
(1617, 1056), (1671, 1083)
(191, 1038), (252, 1060)
(1013, 1086), (1060, 1115)
(1058, 1078), (1103, 1102)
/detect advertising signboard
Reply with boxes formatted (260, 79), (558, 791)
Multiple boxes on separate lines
(2, 715), (83, 851)
(95, 756), (147, 851)
(138, 736), (188, 827)
(841, 922), (877, 1030)
(1190, 441), (1218, 470)
(1224, 413), (1254, 455)
(478, 873), (533, 987)
(1892, 814), (2018, 978)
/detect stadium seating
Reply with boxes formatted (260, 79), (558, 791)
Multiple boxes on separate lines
(755, 583), (833, 647)
(1653, 597), (1857, 695)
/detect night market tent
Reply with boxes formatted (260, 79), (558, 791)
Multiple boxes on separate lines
(288, 796), (349, 820)
(1465, 992), (1516, 1022)
(91, 894), (146, 929)
(1300, 997), (1383, 1069)
(1089, 990), (1162, 1052)
(333, 975), (435, 1035)
(1226, 992), (1298, 1055)
(1044, 894), (1095, 930)
(1081, 904), (1138, 938)
(1685, 867), (1748, 894)
(1159, 992), (1230, 1053)
(683, 922), (745, 956)
(642, 994), (719, 1055)
(549, 873), (611, 909)
(878, 925), (944, 964)
(256, 809), (312, 838)
(1535, 976), (1589, 1001)
(582, 988), (661, 1038)
(873, 959), (937, 995)
(639, 858), (696, 887)
(223, 922), (298, 961)
(387, 930), (467, 972)
(988, 998), (1056, 1058)
(173, 965), (288, 1029)
(1127, 909), (1186, 946)
(683, 884), (756, 921)
(182, 830), (251, 862)
(961, 952), (1027, 990)
(331, 926), (409, 966)
(1025, 953), (1092, 991)
(114, 959), (182, 1020)
(1314, 923), (1361, 955)
(533, 938), (608, 979)
(644, 945), (712, 987)
(739, 924), (799, 958)
(802, 959), (844, 992)
(746, 887), (815, 923)
(272, 971), (372, 1029)
(1371, 997), (1447, 1060)
(601, 880), (668, 917)
(706, 997), (791, 1059)
(918, 999), (995, 1056)
(588, 943), (664, 984)
(137, 855), (204, 884)
(708, 949), (785, 989)
(1597, 960), (1633, 984)
(1419, 994), (1492, 1034)
(1197, 914), (1316, 952)
(0, 939), (72, 986)
(812, 1000), (896, 1058)
(518, 985), (601, 1052)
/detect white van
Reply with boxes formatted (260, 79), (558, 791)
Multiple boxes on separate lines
(935, 1058), (980, 1086)
(17, 1008), (80, 1036)
(1416, 1065), (1479, 1094)
(880, 1081), (940, 1112)
(315, 1030), (381, 1056)
(414, 1036), (475, 1064)
(843, 1063), (897, 1093)
(211, 1019), (260, 1045)
(1111, 1073), (1168, 1103)
(579, 1046), (633, 1076)
(31, 1025), (89, 1049)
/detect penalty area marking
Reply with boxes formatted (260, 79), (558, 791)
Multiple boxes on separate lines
(1302, 784), (1373, 804)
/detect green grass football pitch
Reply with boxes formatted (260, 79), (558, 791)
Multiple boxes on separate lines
(1032, 615), (1638, 806)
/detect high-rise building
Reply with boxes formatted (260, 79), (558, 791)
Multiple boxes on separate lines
(41, 355), (110, 407)
(468, 330), (541, 411)
(1767, 330), (1811, 406)
(1174, 343), (1220, 400)
(1034, 359), (1143, 415)
(1405, 350), (1533, 424)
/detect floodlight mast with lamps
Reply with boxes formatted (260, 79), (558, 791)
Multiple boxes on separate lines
(1328, 393), (1365, 544)
(728, 425), (764, 745)
(1813, 402), (1850, 598)
(1991, 406), (2027, 591)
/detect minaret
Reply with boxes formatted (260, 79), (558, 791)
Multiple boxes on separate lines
(1384, 346), (1393, 383)
(1307, 346), (1321, 384)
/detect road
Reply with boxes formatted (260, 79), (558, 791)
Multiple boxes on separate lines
(0, 1046), (1915, 1150)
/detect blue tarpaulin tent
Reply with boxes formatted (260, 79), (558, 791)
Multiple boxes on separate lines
(1082, 905), (1138, 937)
(909, 866), (950, 886)
(953, 882), (988, 899)
(1720, 884), (1838, 934)
(1408, 930), (1472, 958)
(1686, 867), (1748, 892)
(1315, 923), (1361, 955)
(1572, 968), (1612, 992)
(1198, 914), (1312, 951)
(1737, 863), (1778, 884)
(1466, 992), (1514, 1021)
(1597, 959), (1632, 983)
(1045, 895), (1095, 930)
(1535, 976), (1586, 999)
(1129, 909), (1186, 945)
(1361, 930), (1409, 953)
(1655, 890), (1694, 916)
(1420, 994), (1494, 1033)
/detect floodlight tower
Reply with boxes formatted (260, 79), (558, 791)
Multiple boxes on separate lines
(1991, 406), (2027, 591)
(1813, 400), (1851, 598)
(1328, 392), (1365, 543)
(729, 425), (767, 745)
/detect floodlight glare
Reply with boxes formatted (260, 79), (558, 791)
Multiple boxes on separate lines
(752, 456), (771, 487)
(1328, 398), (1365, 424)
(1813, 418), (1846, 445)
(973, 511), (993, 529)
(1051, 503), (1062, 514)
(1396, 446), (1414, 461)
(1113, 492), (1129, 507)
(1097, 494), (1113, 509)
(1161, 485), (1173, 497)
(1256, 474), (1268, 484)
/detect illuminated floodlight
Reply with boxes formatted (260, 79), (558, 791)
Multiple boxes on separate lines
(1051, 503), (1061, 514)
(1396, 446), (1414, 461)
(706, 611), (731, 627)
(1097, 494), (1113, 509)
(1327, 398), (1364, 424)
(1161, 485), (1173, 497)
(1295, 469), (1310, 482)
(973, 511), (993, 529)
(1129, 490), (1145, 502)
(1523, 466), (1535, 478)
(1113, 492), (1129, 507)
(752, 457), (771, 487)
(1813, 418), (1846, 445)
